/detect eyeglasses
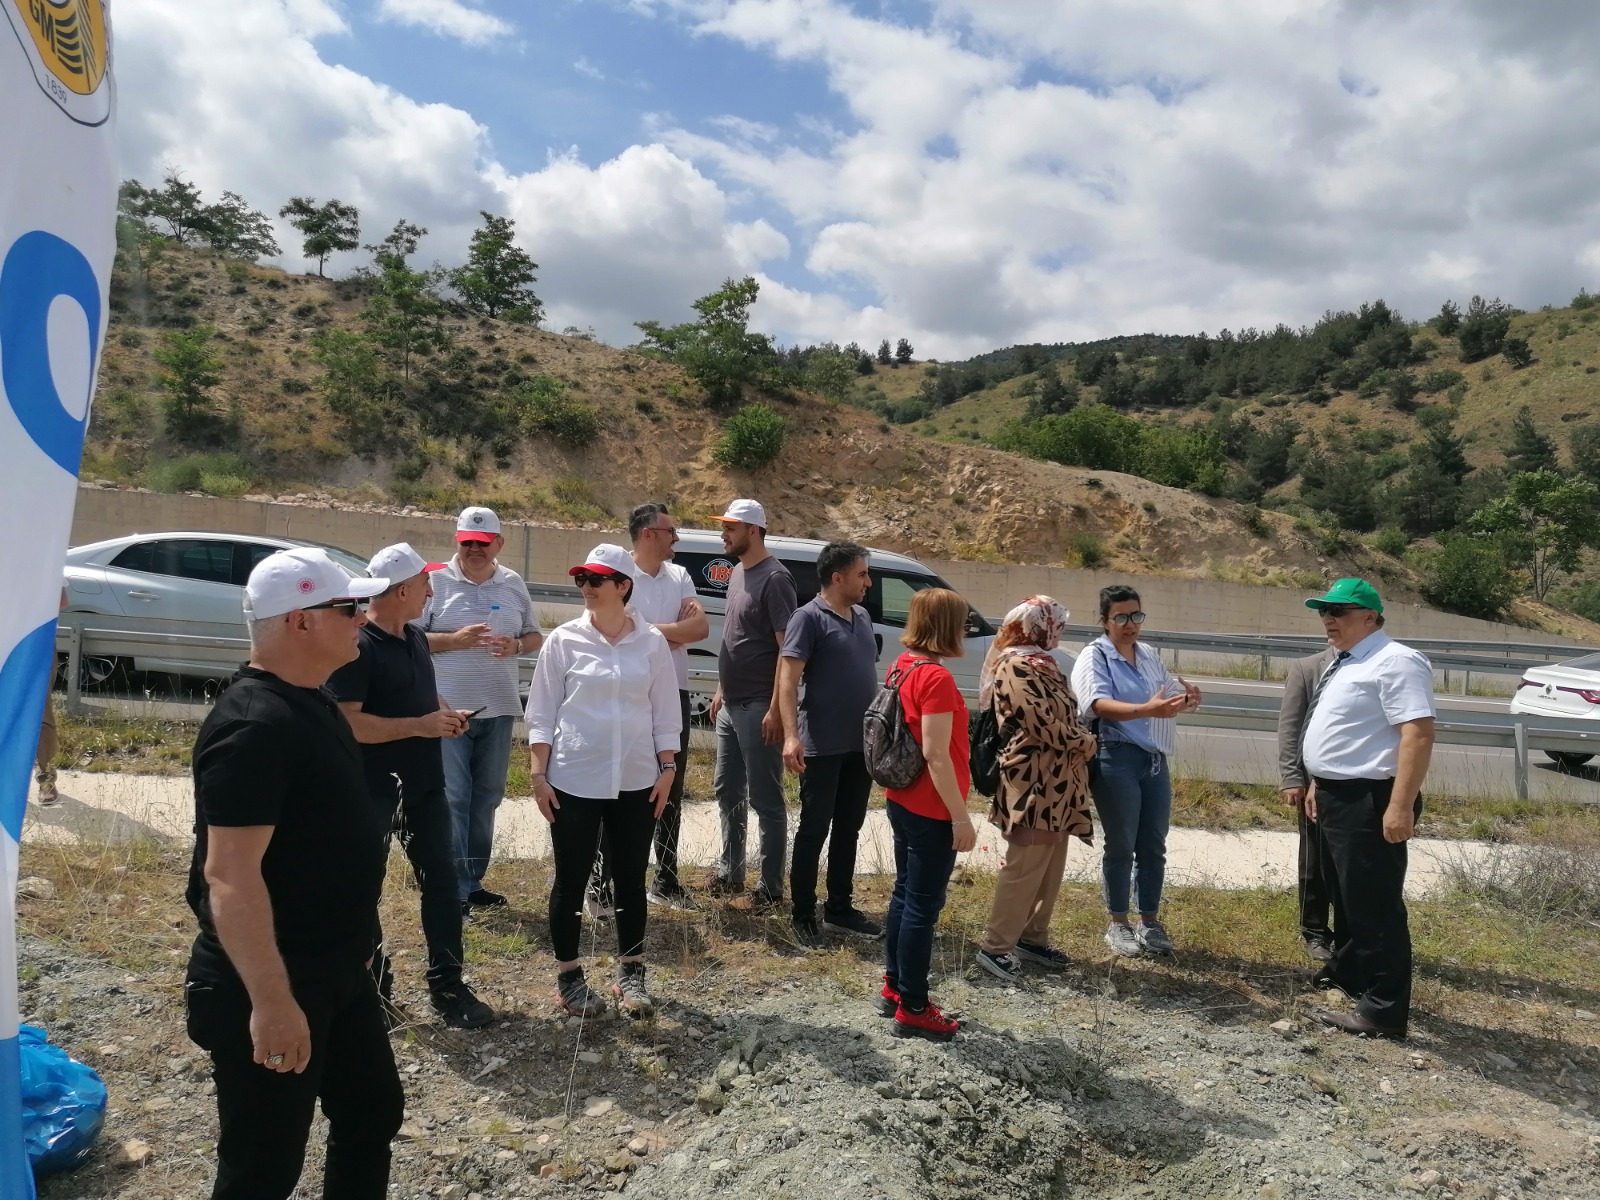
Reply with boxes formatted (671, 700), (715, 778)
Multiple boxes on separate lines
(572, 571), (618, 588)
(648, 524), (679, 537)
(301, 599), (366, 617)
(1109, 611), (1147, 627)
(1316, 604), (1363, 618)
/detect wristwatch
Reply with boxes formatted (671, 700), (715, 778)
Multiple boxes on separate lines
(658, 762), (677, 775)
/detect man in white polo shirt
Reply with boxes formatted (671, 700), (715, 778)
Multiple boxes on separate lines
(1300, 578), (1435, 1040)
(421, 506), (543, 910)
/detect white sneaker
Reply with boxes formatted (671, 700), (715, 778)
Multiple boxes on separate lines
(1104, 922), (1144, 958)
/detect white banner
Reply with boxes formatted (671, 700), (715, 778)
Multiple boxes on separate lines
(1, 2), (117, 1195)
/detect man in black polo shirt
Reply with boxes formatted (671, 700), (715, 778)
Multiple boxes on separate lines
(778, 540), (883, 945)
(184, 547), (401, 1200)
(329, 543), (493, 1029)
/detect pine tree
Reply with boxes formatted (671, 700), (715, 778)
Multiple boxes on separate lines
(1506, 406), (1557, 474)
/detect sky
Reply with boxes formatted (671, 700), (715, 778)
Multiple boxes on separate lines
(109, 0), (1600, 359)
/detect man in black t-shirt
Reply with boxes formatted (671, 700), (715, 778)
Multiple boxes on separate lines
(185, 547), (401, 1200)
(329, 543), (493, 1029)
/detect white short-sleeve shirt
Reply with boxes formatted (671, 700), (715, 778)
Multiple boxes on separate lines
(1302, 630), (1435, 781)
(628, 557), (699, 689)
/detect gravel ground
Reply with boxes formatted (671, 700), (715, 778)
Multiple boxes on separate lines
(18, 916), (1600, 1200)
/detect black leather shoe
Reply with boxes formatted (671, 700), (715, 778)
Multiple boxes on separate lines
(1314, 1008), (1406, 1040)
(465, 888), (508, 909)
(1303, 938), (1334, 963)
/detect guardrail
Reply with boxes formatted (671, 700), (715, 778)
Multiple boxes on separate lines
(53, 610), (1600, 802)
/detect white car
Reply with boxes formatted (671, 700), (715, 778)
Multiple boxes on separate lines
(1511, 653), (1600, 766)
(64, 530), (371, 681)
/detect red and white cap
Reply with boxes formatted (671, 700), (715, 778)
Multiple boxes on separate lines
(714, 498), (767, 528)
(367, 542), (446, 584)
(568, 543), (637, 581)
(456, 505), (501, 543)
(244, 547), (387, 620)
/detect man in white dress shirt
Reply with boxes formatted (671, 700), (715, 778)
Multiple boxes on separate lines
(1300, 578), (1435, 1039)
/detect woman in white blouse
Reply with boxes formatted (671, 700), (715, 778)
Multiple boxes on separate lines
(526, 544), (681, 1017)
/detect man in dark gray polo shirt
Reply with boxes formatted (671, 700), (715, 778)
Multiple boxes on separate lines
(709, 499), (797, 905)
(778, 540), (881, 945)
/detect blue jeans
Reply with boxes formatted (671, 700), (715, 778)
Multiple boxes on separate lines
(1090, 741), (1172, 918)
(714, 700), (788, 897)
(441, 715), (515, 901)
(883, 801), (957, 1011)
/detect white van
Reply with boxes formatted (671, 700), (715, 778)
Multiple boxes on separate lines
(667, 530), (998, 720)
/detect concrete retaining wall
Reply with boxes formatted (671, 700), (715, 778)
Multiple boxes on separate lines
(69, 487), (1584, 644)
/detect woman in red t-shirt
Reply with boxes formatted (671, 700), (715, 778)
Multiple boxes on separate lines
(878, 587), (975, 1042)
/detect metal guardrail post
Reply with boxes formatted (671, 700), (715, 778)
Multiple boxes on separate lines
(1512, 718), (1529, 803)
(1258, 653), (1268, 681)
(65, 621), (84, 716)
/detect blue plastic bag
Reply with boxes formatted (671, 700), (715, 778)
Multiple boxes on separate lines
(18, 1024), (108, 1176)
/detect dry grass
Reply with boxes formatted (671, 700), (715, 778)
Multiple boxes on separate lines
(18, 827), (1600, 1052)
(53, 708), (194, 776)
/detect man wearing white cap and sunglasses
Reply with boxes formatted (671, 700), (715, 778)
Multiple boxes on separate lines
(329, 544), (495, 1031)
(421, 506), (542, 910)
(183, 548), (404, 1199)
(708, 498), (797, 907)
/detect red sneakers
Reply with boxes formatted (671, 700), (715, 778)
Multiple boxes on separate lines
(892, 1000), (959, 1042)
(876, 976), (900, 1017)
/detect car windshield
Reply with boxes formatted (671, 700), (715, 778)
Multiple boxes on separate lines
(1560, 652), (1600, 671)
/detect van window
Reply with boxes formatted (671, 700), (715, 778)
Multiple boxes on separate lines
(676, 549), (817, 607)
(868, 569), (994, 637)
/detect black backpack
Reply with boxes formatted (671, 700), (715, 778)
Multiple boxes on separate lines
(863, 659), (935, 789)
(969, 701), (1009, 798)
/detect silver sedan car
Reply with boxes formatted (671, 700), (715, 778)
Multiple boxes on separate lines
(64, 531), (372, 680)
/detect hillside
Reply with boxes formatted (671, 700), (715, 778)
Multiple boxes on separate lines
(85, 244), (1393, 590)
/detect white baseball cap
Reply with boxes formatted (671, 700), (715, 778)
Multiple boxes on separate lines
(715, 498), (767, 528)
(367, 542), (446, 584)
(244, 547), (387, 621)
(456, 505), (501, 543)
(568, 543), (637, 581)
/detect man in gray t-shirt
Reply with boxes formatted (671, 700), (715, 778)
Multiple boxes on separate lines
(778, 541), (881, 943)
(709, 499), (796, 904)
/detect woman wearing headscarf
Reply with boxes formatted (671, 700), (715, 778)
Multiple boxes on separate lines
(973, 597), (1097, 983)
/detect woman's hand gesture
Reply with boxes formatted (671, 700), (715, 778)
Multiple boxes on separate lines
(533, 777), (560, 824)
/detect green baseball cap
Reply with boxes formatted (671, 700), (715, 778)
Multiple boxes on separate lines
(1305, 577), (1383, 613)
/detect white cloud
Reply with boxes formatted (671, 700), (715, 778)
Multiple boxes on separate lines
(110, 0), (1600, 357)
(573, 56), (606, 81)
(375, 0), (512, 47)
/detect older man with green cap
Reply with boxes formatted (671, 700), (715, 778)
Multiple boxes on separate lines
(1299, 578), (1435, 1040)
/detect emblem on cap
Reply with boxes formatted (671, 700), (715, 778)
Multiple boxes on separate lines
(298, 578), (316, 594)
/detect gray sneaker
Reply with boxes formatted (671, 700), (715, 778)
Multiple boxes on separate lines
(557, 967), (606, 1017)
(1104, 922), (1144, 958)
(611, 961), (654, 1017)
(1136, 920), (1176, 956)
(975, 948), (1024, 982)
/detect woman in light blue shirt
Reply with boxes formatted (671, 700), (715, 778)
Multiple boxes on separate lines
(1070, 585), (1200, 958)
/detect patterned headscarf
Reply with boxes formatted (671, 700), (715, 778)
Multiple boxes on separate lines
(979, 594), (1070, 706)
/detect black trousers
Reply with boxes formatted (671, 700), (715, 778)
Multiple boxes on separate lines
(185, 964), (404, 1200)
(1314, 775), (1420, 1031)
(790, 750), (874, 919)
(592, 690), (691, 897)
(551, 787), (657, 962)
(1297, 804), (1333, 944)
(369, 776), (465, 992)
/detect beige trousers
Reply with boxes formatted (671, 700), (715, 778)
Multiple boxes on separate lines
(979, 836), (1071, 955)
(36, 674), (58, 785)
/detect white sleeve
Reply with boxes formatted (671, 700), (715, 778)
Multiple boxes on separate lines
(1379, 651), (1436, 725)
(525, 630), (565, 745)
(677, 565), (697, 603)
(648, 634), (683, 753)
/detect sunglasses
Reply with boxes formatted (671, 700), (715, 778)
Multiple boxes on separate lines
(1109, 611), (1147, 627)
(1316, 604), (1363, 618)
(301, 598), (366, 617)
(572, 571), (620, 588)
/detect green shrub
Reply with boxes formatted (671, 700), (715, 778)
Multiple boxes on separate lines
(199, 472), (251, 497)
(712, 403), (787, 470)
(518, 376), (601, 447)
(1067, 530), (1106, 569)
(1370, 526), (1410, 556)
(143, 453), (252, 495)
(118, 329), (145, 349)
(1419, 535), (1517, 619)
(280, 376), (311, 395)
(1419, 368), (1464, 393)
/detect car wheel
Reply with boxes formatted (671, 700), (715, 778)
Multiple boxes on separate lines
(688, 693), (713, 728)
(1545, 751), (1594, 769)
(60, 652), (123, 691)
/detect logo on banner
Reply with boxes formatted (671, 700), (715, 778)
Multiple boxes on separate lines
(4, 0), (111, 125)
(702, 558), (735, 590)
